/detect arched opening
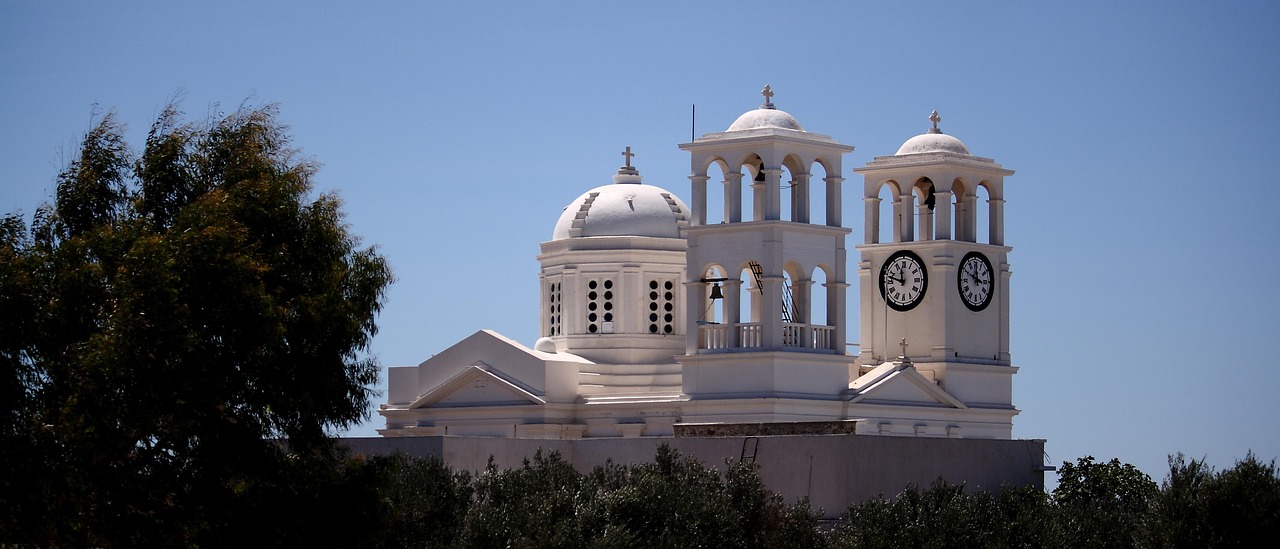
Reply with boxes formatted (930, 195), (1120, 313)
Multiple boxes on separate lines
(781, 266), (801, 348)
(812, 266), (830, 328)
(809, 160), (829, 227)
(951, 178), (970, 242)
(738, 261), (763, 349)
(877, 180), (899, 244)
(739, 263), (760, 324)
(696, 264), (735, 351)
(913, 177), (936, 241)
(704, 160), (727, 225)
(744, 154), (764, 222)
(780, 154), (807, 223)
(975, 182), (992, 245)
(812, 265), (834, 351)
(701, 265), (727, 325)
(779, 163), (795, 222)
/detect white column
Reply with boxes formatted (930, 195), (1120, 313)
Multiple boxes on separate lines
(689, 174), (708, 226)
(764, 167), (782, 221)
(621, 266), (641, 334)
(865, 196), (881, 244)
(934, 190), (953, 240)
(762, 274), (784, 349)
(794, 279), (812, 324)
(725, 173), (743, 223)
(895, 192), (915, 242)
(792, 173), (810, 223)
(918, 192), (934, 242)
(562, 268), (581, 335)
(826, 175), (844, 227)
(989, 197), (1005, 246)
(725, 279), (742, 348)
(684, 279), (704, 355)
(828, 281), (849, 353)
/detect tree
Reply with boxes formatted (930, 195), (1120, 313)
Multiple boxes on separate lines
(829, 480), (1055, 549)
(1154, 451), (1280, 548)
(1052, 455), (1158, 549)
(0, 103), (392, 545)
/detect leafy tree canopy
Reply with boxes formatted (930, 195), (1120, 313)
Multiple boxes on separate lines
(0, 102), (392, 545)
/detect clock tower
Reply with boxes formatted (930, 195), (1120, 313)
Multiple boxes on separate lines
(854, 111), (1018, 432)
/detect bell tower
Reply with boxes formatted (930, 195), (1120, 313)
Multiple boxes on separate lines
(854, 111), (1018, 430)
(677, 87), (855, 423)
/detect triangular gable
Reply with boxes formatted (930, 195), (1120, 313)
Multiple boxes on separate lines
(846, 362), (966, 409)
(413, 329), (591, 399)
(410, 364), (546, 409)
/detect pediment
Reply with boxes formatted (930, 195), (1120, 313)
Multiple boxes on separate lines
(410, 364), (545, 409)
(846, 362), (966, 409)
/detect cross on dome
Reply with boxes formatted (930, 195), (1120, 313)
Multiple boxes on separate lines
(929, 110), (942, 134)
(614, 146), (641, 182)
(761, 84), (775, 109)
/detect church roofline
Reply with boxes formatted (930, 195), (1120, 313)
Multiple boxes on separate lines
(680, 129), (852, 151)
(846, 362), (967, 409)
(856, 153), (1013, 176)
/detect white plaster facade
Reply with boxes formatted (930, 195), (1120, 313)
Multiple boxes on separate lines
(379, 93), (1021, 441)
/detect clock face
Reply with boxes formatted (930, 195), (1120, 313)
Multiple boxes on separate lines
(879, 250), (927, 311)
(958, 251), (994, 312)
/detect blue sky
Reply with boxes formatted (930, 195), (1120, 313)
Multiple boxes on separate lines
(4, 1), (1278, 487)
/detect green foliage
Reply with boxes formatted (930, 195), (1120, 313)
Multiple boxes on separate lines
(1053, 455), (1158, 548)
(458, 449), (590, 548)
(369, 453), (473, 548)
(1152, 452), (1280, 548)
(829, 480), (1054, 549)
(0, 102), (392, 545)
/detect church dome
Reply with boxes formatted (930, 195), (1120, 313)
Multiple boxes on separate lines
(896, 133), (971, 156)
(895, 110), (971, 156)
(727, 108), (805, 132)
(726, 84), (805, 132)
(551, 157), (689, 241)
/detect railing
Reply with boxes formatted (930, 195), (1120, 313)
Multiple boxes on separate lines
(697, 322), (835, 353)
(738, 323), (763, 349)
(699, 323), (730, 350)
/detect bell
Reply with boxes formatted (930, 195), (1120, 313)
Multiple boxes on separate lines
(754, 162), (766, 182)
(708, 283), (724, 300)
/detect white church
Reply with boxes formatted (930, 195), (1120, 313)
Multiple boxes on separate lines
(377, 87), (1023, 445)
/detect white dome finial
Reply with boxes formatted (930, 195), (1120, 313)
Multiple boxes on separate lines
(613, 146), (642, 184)
(761, 84), (775, 109)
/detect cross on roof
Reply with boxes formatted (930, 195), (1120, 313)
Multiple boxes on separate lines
(621, 146), (635, 167)
(761, 84), (775, 107)
(900, 337), (909, 358)
(929, 110), (941, 133)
